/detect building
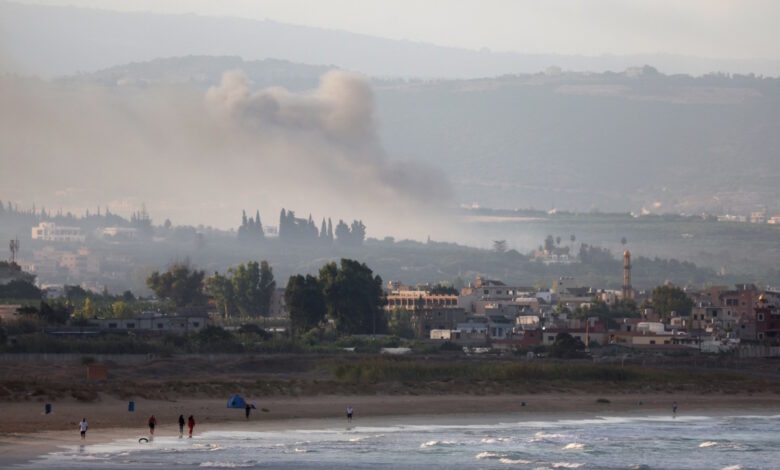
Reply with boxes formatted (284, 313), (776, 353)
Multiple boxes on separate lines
(716, 284), (759, 320)
(100, 227), (138, 240)
(31, 222), (85, 243)
(755, 293), (780, 342)
(92, 312), (208, 334)
(411, 307), (466, 338)
(59, 248), (100, 277)
(622, 250), (634, 300)
(385, 290), (459, 310)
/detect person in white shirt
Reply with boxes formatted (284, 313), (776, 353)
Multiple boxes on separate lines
(79, 418), (88, 440)
(346, 407), (353, 422)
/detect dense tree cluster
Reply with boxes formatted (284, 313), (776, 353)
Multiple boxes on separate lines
(284, 274), (326, 335)
(285, 258), (386, 337)
(334, 219), (366, 247)
(651, 284), (694, 320)
(238, 210), (264, 242)
(146, 262), (206, 307)
(279, 209), (320, 243)
(206, 260), (276, 318)
(0, 279), (42, 299)
(277, 208), (365, 246)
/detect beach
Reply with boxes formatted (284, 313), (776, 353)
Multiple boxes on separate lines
(3, 392), (780, 467)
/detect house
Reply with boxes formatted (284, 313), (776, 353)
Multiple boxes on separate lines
(411, 307), (466, 338)
(755, 293), (780, 342)
(31, 222), (85, 243)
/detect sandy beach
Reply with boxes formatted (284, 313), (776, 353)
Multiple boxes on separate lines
(3, 392), (780, 466)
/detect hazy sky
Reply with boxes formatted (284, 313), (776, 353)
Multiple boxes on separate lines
(15, 0), (780, 60)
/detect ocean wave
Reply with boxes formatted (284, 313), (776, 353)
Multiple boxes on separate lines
(553, 463), (584, 468)
(476, 451), (502, 459)
(534, 432), (565, 440)
(721, 466), (741, 470)
(563, 443), (584, 450)
(481, 437), (511, 443)
(199, 462), (252, 468)
(498, 457), (532, 464)
(419, 440), (457, 448)
(699, 441), (718, 448)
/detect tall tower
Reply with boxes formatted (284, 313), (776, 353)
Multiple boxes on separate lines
(622, 250), (633, 300)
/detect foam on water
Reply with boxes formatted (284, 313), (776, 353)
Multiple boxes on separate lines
(22, 413), (777, 470)
(498, 457), (532, 464)
(562, 443), (584, 450)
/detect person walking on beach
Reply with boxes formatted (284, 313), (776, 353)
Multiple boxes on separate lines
(347, 406), (353, 422)
(148, 415), (157, 435)
(188, 415), (195, 438)
(672, 401), (678, 416)
(245, 403), (251, 420)
(79, 418), (88, 440)
(178, 414), (185, 438)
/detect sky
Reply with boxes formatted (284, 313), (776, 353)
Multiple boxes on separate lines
(14, 0), (780, 60)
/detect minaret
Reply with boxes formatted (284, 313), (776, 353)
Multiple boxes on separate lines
(622, 250), (633, 300)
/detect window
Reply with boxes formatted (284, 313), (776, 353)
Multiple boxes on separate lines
(193, 322), (200, 327)
(126, 323), (135, 329)
(157, 323), (164, 329)
(484, 289), (489, 295)
(548, 336), (555, 342)
(649, 340), (656, 345)
(108, 323), (117, 329)
(758, 313), (765, 322)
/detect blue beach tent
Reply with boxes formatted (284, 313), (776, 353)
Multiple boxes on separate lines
(227, 395), (247, 409)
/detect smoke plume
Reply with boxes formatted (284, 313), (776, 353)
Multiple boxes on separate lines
(0, 70), (452, 238)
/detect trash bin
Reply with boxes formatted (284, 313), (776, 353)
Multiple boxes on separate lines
(128, 401), (135, 412)
(45, 403), (52, 414)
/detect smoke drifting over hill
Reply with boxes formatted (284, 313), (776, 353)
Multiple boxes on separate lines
(0, 71), (452, 237)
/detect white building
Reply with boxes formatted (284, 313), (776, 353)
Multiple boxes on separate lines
(100, 227), (138, 240)
(31, 222), (85, 243)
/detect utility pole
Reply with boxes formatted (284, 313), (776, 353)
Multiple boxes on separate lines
(9, 238), (19, 264)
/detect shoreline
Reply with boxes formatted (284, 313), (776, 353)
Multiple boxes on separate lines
(2, 392), (780, 466)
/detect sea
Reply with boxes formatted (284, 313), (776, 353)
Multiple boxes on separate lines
(19, 413), (780, 469)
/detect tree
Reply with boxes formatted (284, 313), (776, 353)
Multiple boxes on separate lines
(320, 218), (328, 240)
(258, 260), (276, 316)
(335, 220), (351, 244)
(388, 307), (415, 338)
(82, 298), (96, 318)
(319, 259), (386, 335)
(350, 220), (366, 245)
(651, 285), (694, 320)
(111, 301), (134, 318)
(146, 263), (206, 307)
(493, 240), (507, 253)
(39, 301), (71, 324)
(285, 274), (326, 336)
(428, 284), (459, 295)
(549, 332), (586, 358)
(206, 272), (236, 318)
(231, 262), (260, 316)
(0, 280), (42, 299)
(544, 235), (555, 252)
